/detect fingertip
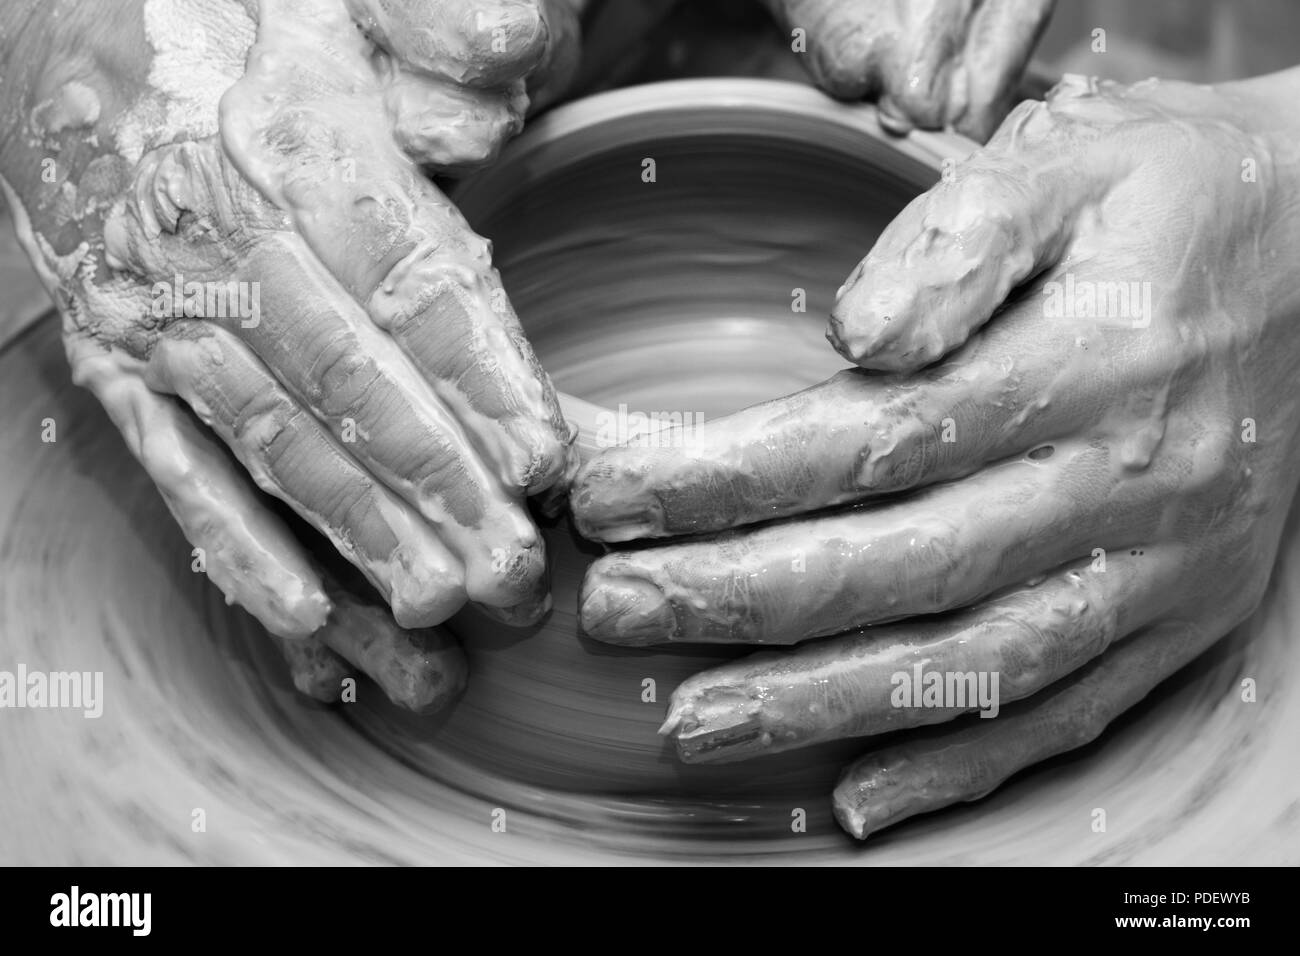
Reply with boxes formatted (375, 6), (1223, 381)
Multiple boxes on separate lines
(831, 795), (872, 840)
(389, 544), (469, 628)
(570, 455), (665, 543)
(578, 568), (676, 645)
(384, 75), (525, 171)
(349, 0), (548, 87)
(528, 421), (580, 514)
(802, 13), (886, 101)
(881, 63), (948, 134)
(831, 761), (886, 840)
(465, 0), (550, 83)
(876, 96), (917, 136)
(463, 524), (549, 609)
(273, 635), (352, 703)
(475, 589), (553, 627)
(313, 581), (470, 713)
(272, 583), (335, 641)
(389, 632), (469, 714)
(527, 0), (582, 113)
(505, 414), (567, 495)
(828, 269), (940, 371)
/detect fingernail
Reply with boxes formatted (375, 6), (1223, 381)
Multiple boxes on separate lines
(394, 639), (469, 715)
(570, 486), (662, 543)
(579, 575), (677, 645)
(465, 532), (546, 608)
(832, 773), (885, 841)
(664, 687), (767, 763)
(877, 97), (915, 137)
(390, 549), (466, 628)
(827, 277), (880, 364)
(532, 438), (580, 518)
(468, 1), (548, 73)
(478, 589), (553, 627)
(504, 417), (563, 493)
(829, 277), (910, 368)
(831, 797), (873, 841)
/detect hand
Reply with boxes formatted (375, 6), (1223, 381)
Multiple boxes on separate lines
(0, 0), (580, 709)
(762, 0), (1055, 141)
(571, 71), (1300, 836)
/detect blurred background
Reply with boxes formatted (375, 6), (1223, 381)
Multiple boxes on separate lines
(5, 0), (1300, 347)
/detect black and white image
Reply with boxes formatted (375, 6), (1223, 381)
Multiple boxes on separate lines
(1, 0), (1296, 873)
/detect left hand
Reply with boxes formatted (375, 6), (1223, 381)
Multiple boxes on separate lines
(0, 0), (582, 710)
(570, 72), (1300, 837)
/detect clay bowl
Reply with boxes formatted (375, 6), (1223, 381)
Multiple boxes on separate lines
(2, 79), (1298, 863)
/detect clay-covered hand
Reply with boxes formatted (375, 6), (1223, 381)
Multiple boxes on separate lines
(763, 0), (1054, 141)
(0, 0), (581, 709)
(572, 72), (1300, 836)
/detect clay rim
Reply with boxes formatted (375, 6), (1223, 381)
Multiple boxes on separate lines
(451, 77), (980, 450)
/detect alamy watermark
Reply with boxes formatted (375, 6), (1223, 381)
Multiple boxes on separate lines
(0, 664), (103, 718)
(890, 663), (1000, 718)
(1042, 273), (1153, 329)
(50, 887), (150, 936)
(594, 403), (705, 449)
(151, 274), (260, 328)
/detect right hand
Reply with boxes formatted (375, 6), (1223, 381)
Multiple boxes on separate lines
(0, 0), (581, 709)
(572, 71), (1300, 835)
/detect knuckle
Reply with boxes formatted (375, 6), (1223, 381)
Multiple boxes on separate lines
(312, 333), (380, 417)
(855, 400), (938, 492)
(1181, 423), (1239, 500)
(319, 477), (375, 532)
(911, 522), (972, 608)
(1063, 693), (1112, 749)
(857, 421), (923, 490)
(224, 376), (296, 457)
(999, 615), (1056, 690)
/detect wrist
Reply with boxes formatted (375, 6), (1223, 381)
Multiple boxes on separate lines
(0, 2), (150, 238)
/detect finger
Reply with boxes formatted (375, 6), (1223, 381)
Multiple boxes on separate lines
(218, 81), (574, 499)
(230, 232), (548, 610)
(877, 0), (972, 133)
(832, 617), (1218, 839)
(528, 0), (584, 114)
(579, 438), (1176, 646)
(273, 634), (354, 703)
(572, 311), (1110, 541)
(762, 0), (892, 100)
(476, 589), (554, 627)
(361, 203), (574, 498)
(384, 73), (527, 170)
(660, 551), (1176, 763)
(70, 349), (331, 639)
(146, 321), (470, 628)
(828, 98), (1111, 371)
(344, 0), (549, 89)
(951, 0), (1056, 142)
(315, 576), (468, 714)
